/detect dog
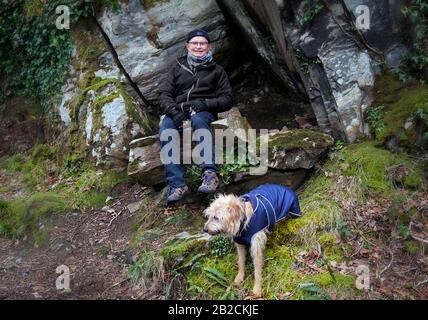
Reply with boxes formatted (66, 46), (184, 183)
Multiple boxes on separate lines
(203, 183), (302, 298)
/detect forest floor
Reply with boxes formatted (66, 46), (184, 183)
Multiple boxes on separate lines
(0, 151), (426, 300)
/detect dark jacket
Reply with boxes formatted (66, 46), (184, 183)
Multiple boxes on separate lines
(159, 56), (233, 117)
(233, 184), (302, 246)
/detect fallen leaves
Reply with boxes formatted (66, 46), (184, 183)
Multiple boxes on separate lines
(295, 250), (325, 274)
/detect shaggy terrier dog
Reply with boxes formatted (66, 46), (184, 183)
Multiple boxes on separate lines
(203, 184), (302, 298)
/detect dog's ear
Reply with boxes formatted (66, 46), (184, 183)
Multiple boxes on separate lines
(227, 201), (243, 220)
(203, 207), (210, 218)
(224, 200), (244, 235)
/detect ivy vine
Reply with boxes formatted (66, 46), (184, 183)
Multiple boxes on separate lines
(0, 0), (120, 112)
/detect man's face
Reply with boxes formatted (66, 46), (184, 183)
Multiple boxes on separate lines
(186, 36), (211, 58)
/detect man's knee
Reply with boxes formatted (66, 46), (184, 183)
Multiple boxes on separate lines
(191, 112), (214, 129)
(159, 115), (175, 132)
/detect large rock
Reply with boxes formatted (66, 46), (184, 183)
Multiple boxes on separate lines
(97, 0), (231, 102)
(128, 135), (164, 185)
(54, 20), (152, 169)
(267, 129), (334, 170)
(218, 0), (410, 142)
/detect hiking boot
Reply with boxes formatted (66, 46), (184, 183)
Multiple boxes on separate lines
(167, 185), (189, 204)
(198, 170), (219, 194)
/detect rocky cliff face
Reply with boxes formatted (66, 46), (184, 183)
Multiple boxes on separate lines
(56, 19), (152, 169)
(53, 0), (411, 174)
(219, 0), (409, 142)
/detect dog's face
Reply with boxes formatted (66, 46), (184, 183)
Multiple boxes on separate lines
(203, 194), (243, 236)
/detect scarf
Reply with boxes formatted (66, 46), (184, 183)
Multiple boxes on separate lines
(187, 50), (213, 71)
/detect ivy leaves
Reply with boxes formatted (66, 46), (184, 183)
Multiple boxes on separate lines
(0, 0), (120, 112)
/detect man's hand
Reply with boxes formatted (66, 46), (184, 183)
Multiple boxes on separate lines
(166, 104), (186, 128)
(172, 112), (186, 128)
(190, 100), (209, 113)
(180, 102), (192, 114)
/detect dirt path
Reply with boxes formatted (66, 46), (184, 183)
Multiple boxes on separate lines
(0, 183), (149, 299)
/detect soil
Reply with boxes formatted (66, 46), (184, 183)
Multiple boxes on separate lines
(0, 183), (149, 299)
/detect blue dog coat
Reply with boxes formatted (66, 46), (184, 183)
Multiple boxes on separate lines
(233, 184), (302, 246)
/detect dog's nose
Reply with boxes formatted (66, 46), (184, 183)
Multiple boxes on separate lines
(203, 227), (208, 233)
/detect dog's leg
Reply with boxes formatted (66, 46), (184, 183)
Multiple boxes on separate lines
(250, 230), (267, 298)
(234, 243), (247, 285)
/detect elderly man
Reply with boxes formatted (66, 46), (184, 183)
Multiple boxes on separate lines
(159, 29), (233, 204)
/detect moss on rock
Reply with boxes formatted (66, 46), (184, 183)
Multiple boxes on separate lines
(268, 129), (334, 150)
(371, 72), (428, 150)
(341, 141), (424, 193)
(0, 192), (71, 246)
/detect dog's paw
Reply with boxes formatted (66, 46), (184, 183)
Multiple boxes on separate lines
(233, 274), (244, 285)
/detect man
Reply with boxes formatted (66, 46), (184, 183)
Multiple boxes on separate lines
(159, 28), (233, 204)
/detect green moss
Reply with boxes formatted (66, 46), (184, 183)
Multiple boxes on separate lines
(92, 92), (120, 110)
(0, 192), (71, 244)
(187, 253), (237, 299)
(310, 271), (352, 287)
(341, 141), (424, 193)
(31, 144), (58, 161)
(260, 129), (334, 151)
(187, 243), (355, 300)
(318, 232), (337, 245)
(57, 168), (128, 210)
(161, 236), (210, 266)
(316, 232), (346, 262)
(272, 166), (342, 247)
(86, 78), (153, 134)
(72, 20), (107, 80)
(0, 154), (24, 173)
(300, 273), (356, 300)
(0, 186), (11, 194)
(372, 72), (428, 148)
(404, 172), (424, 189)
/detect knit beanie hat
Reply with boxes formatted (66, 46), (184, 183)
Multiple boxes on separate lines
(186, 29), (211, 43)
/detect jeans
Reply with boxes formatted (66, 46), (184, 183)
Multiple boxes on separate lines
(159, 111), (218, 188)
